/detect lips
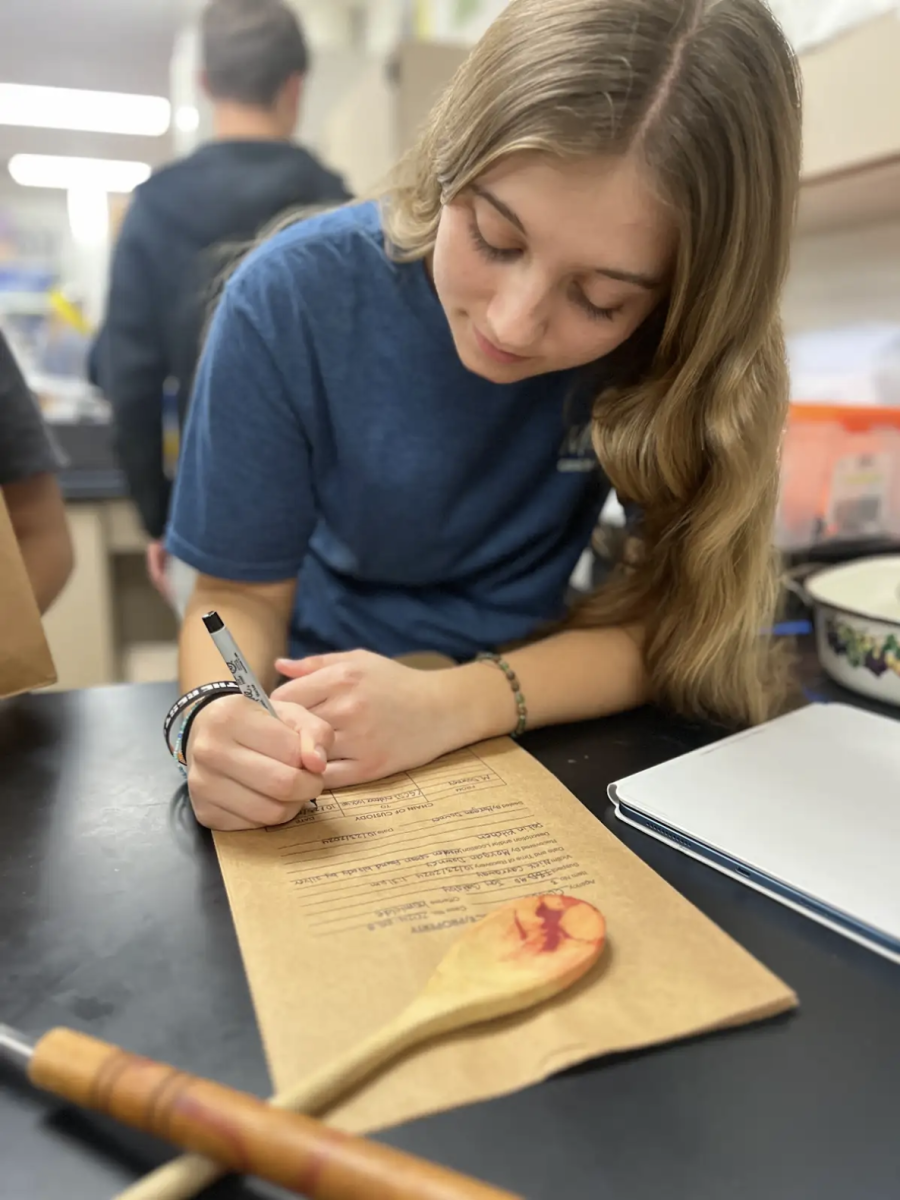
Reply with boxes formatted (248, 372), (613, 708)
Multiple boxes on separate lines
(472, 324), (530, 365)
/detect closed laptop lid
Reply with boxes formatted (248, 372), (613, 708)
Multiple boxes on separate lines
(609, 704), (900, 942)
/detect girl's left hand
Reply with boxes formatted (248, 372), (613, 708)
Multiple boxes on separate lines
(272, 651), (462, 788)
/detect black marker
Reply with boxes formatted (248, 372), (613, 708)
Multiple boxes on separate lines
(202, 611), (319, 808)
(202, 611), (279, 718)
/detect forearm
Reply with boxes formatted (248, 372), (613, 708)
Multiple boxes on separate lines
(444, 626), (648, 745)
(3, 476), (74, 613)
(17, 523), (74, 613)
(110, 390), (168, 538)
(179, 574), (295, 693)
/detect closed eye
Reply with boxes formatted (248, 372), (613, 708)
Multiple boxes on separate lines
(469, 211), (622, 322)
(468, 215), (521, 263)
(571, 288), (622, 322)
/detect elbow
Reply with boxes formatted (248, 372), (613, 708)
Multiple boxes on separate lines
(48, 518), (75, 612)
(35, 514), (75, 615)
(3, 474), (75, 613)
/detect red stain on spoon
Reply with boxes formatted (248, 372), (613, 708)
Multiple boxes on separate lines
(507, 895), (605, 966)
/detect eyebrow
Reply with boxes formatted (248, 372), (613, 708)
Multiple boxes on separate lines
(471, 183), (663, 291)
(472, 183), (527, 234)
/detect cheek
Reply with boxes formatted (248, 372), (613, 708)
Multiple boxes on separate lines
(431, 209), (487, 311)
(553, 322), (627, 371)
(429, 224), (454, 303)
(553, 304), (657, 371)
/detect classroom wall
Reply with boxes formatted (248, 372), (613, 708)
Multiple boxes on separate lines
(323, 60), (395, 195)
(783, 219), (900, 335)
(302, 48), (371, 156)
(441, 0), (900, 49)
(322, 41), (469, 195)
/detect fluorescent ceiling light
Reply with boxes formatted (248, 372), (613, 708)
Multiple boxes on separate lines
(9, 154), (151, 193)
(0, 83), (170, 136)
(67, 187), (110, 247)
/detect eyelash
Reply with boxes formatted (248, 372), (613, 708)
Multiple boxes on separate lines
(572, 293), (622, 324)
(467, 216), (622, 323)
(468, 216), (519, 263)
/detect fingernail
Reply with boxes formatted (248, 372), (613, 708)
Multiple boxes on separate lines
(314, 744), (328, 762)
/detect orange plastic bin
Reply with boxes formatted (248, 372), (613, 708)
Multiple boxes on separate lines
(777, 404), (900, 550)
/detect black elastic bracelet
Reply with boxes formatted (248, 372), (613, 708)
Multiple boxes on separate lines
(176, 687), (241, 766)
(163, 681), (241, 757)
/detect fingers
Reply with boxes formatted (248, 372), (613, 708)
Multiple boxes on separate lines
(213, 742), (316, 801)
(272, 699), (334, 748)
(322, 758), (367, 790)
(207, 696), (306, 768)
(185, 695), (331, 831)
(272, 665), (354, 713)
(274, 650), (370, 682)
(275, 654), (333, 679)
(273, 700), (334, 772)
(299, 727), (326, 773)
(146, 546), (171, 600)
(190, 777), (314, 831)
(192, 803), (265, 832)
(188, 746), (325, 829)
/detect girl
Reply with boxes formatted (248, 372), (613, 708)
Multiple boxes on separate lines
(167, 0), (802, 831)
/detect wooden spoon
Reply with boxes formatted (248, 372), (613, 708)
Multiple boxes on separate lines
(118, 894), (606, 1200)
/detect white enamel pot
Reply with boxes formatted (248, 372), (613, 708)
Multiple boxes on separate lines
(804, 555), (900, 707)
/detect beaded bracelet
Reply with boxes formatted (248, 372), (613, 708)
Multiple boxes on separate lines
(476, 652), (528, 737)
(172, 702), (201, 777)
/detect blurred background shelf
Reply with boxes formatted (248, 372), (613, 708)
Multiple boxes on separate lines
(801, 10), (900, 182)
(798, 156), (900, 238)
(796, 11), (900, 237)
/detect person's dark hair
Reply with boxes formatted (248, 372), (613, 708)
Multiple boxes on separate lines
(201, 0), (310, 108)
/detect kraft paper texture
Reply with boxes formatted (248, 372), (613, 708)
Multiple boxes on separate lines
(214, 737), (796, 1133)
(0, 491), (56, 699)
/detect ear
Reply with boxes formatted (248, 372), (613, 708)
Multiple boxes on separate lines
(283, 73), (303, 114)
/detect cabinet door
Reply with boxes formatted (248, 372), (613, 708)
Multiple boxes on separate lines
(802, 12), (900, 178)
(395, 40), (470, 155)
(42, 505), (116, 689)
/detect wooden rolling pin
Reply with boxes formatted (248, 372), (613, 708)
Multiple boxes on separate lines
(1, 1023), (520, 1200)
(120, 894), (607, 1200)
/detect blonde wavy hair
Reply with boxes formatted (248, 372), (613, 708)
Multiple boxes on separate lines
(382, 0), (802, 727)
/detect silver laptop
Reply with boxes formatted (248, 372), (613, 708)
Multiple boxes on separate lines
(609, 704), (900, 964)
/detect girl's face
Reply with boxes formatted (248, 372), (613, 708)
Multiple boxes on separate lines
(431, 153), (675, 383)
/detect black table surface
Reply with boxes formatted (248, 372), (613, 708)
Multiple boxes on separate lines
(1, 672), (898, 1200)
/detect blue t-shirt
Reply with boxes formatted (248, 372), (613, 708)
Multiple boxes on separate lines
(167, 202), (610, 660)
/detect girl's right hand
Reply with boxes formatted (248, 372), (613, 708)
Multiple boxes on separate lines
(184, 694), (334, 831)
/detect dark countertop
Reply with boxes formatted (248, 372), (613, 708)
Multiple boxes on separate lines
(0, 670), (898, 1200)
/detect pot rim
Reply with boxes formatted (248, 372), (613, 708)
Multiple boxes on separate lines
(805, 555), (900, 627)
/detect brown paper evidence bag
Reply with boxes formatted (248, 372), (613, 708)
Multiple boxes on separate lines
(214, 734), (798, 1135)
(0, 490), (56, 699)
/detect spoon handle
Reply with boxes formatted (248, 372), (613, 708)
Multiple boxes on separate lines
(115, 1001), (455, 1200)
(274, 1001), (449, 1113)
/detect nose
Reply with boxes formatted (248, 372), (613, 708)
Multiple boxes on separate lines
(484, 268), (550, 353)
